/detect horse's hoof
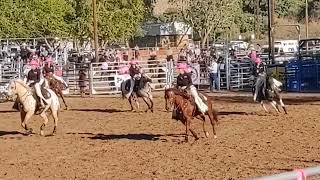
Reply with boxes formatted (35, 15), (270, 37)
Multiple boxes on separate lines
(151, 109), (154, 113)
(28, 128), (33, 133)
(40, 130), (45, 136)
(145, 109), (148, 113)
(205, 132), (210, 138)
(184, 137), (189, 143)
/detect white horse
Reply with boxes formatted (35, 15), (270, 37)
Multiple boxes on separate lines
(121, 74), (154, 112)
(254, 77), (288, 114)
(7, 79), (60, 136)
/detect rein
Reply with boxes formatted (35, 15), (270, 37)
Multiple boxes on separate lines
(14, 81), (32, 104)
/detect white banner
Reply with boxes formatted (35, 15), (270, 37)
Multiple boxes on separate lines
(115, 74), (131, 88)
(189, 63), (200, 84)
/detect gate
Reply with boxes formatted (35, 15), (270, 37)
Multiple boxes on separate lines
(89, 59), (170, 95)
(229, 59), (254, 91)
(0, 62), (22, 84)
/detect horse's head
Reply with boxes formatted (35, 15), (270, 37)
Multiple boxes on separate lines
(7, 79), (27, 100)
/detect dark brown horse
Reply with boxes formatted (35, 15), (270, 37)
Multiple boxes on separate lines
(46, 75), (69, 110)
(164, 88), (218, 142)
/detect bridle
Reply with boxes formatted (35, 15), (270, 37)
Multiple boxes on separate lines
(13, 81), (32, 104)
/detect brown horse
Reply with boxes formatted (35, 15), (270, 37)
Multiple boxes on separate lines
(164, 88), (218, 142)
(46, 75), (69, 110)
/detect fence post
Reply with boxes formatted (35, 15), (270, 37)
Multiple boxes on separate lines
(225, 44), (230, 90)
(89, 63), (93, 96)
(115, 71), (118, 92)
(0, 64), (2, 82)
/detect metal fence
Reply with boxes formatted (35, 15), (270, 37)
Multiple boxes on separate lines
(3, 55), (320, 95)
(0, 61), (22, 84)
(89, 59), (170, 95)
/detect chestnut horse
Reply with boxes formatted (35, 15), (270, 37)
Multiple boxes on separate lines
(164, 88), (218, 142)
(46, 75), (68, 110)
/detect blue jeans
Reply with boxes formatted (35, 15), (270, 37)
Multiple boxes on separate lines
(209, 73), (219, 91)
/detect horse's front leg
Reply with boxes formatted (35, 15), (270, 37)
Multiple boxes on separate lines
(21, 111), (34, 135)
(260, 101), (269, 113)
(270, 100), (280, 113)
(279, 98), (288, 114)
(142, 96), (152, 113)
(185, 117), (189, 142)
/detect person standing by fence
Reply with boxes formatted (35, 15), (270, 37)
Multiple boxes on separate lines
(78, 70), (87, 98)
(208, 59), (219, 92)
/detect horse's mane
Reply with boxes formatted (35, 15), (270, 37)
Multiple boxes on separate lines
(14, 79), (30, 90)
(165, 88), (191, 99)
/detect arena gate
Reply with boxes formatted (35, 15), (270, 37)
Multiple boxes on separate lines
(89, 59), (170, 95)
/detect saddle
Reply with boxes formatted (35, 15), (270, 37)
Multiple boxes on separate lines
(29, 81), (51, 100)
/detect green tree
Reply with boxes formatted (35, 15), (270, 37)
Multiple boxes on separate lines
(97, 0), (145, 45)
(65, 0), (92, 49)
(298, 0), (320, 21)
(171, 0), (241, 47)
(0, 0), (71, 39)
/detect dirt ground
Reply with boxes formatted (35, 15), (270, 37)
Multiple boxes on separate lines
(0, 94), (320, 180)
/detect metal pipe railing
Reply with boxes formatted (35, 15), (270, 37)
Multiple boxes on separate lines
(254, 166), (320, 180)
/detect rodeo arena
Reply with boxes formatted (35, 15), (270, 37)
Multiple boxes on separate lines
(0, 36), (320, 180)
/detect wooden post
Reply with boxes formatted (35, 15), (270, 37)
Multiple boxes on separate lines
(92, 0), (99, 62)
(305, 0), (309, 38)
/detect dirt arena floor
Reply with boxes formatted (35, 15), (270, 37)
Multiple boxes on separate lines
(0, 93), (320, 180)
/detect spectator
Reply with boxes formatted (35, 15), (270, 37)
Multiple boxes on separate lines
(134, 45), (140, 59)
(194, 45), (201, 59)
(20, 43), (30, 63)
(166, 47), (173, 62)
(78, 70), (87, 98)
(208, 59), (219, 92)
(40, 47), (48, 58)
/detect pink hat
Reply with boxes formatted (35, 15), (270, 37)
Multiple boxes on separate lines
(176, 63), (188, 70)
(129, 60), (138, 65)
(29, 60), (39, 67)
(255, 57), (262, 65)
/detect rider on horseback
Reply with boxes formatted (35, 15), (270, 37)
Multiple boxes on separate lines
(128, 60), (142, 94)
(43, 57), (69, 89)
(253, 58), (270, 102)
(27, 60), (49, 108)
(176, 63), (208, 114)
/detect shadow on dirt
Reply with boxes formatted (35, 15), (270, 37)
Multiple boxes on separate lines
(70, 108), (129, 113)
(67, 132), (185, 141)
(248, 166), (293, 172)
(212, 96), (320, 105)
(0, 110), (17, 113)
(275, 157), (320, 164)
(0, 131), (26, 137)
(218, 111), (249, 115)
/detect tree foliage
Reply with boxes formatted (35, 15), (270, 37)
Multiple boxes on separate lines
(170, 0), (241, 47)
(0, 0), (145, 47)
(0, 0), (71, 38)
(97, 0), (145, 44)
(298, 0), (320, 21)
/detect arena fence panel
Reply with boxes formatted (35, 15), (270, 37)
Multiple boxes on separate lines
(89, 59), (170, 95)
